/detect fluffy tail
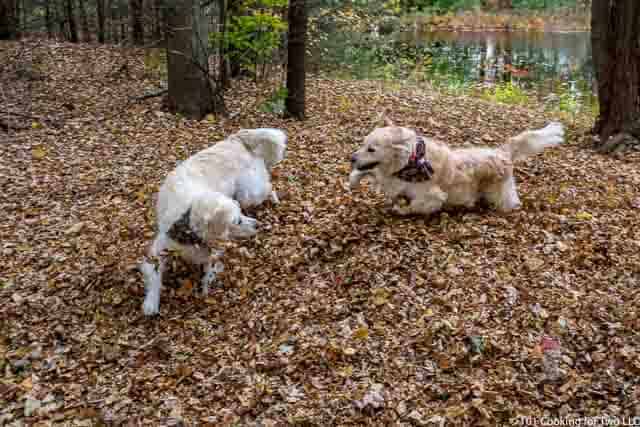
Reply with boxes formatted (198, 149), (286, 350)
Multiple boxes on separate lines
(502, 122), (564, 163)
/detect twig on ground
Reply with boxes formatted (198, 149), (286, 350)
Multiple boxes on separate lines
(132, 88), (168, 101)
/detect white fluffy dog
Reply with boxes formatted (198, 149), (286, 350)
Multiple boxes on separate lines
(349, 118), (564, 216)
(140, 128), (287, 316)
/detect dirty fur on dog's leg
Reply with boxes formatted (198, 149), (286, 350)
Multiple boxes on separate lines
(201, 249), (224, 296)
(178, 244), (218, 296)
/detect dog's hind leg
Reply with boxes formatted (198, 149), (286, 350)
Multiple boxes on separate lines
(179, 244), (221, 296)
(202, 255), (225, 296)
(484, 175), (521, 212)
(141, 234), (169, 316)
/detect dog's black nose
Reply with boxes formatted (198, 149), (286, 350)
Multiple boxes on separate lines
(350, 154), (357, 164)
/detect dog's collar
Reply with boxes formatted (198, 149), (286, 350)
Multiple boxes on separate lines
(393, 136), (434, 182)
(167, 206), (210, 249)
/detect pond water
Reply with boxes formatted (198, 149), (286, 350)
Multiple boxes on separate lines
(315, 29), (596, 113)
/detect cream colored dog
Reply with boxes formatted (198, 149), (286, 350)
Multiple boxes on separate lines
(140, 128), (287, 316)
(349, 118), (564, 216)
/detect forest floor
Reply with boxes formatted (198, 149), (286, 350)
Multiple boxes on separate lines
(1, 40), (639, 426)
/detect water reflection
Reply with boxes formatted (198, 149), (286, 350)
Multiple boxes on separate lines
(316, 28), (596, 112)
(403, 30), (595, 104)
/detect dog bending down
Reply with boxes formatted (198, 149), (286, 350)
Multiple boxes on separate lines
(140, 128), (287, 316)
(349, 119), (564, 216)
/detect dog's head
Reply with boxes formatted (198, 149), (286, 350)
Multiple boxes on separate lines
(190, 194), (258, 243)
(235, 128), (288, 169)
(350, 119), (417, 180)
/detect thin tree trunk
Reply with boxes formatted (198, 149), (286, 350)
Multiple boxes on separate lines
(108, 0), (116, 42)
(96, 0), (105, 43)
(166, 0), (217, 118)
(66, 0), (78, 42)
(58, 0), (67, 38)
(45, 0), (53, 37)
(0, 0), (18, 40)
(285, 0), (307, 120)
(218, 0), (229, 88)
(78, 0), (90, 42)
(153, 0), (162, 40)
(591, 0), (640, 149)
(15, 0), (21, 37)
(129, 0), (143, 45)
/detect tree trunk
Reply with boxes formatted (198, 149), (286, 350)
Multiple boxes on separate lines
(78, 0), (90, 42)
(0, 0), (18, 40)
(285, 0), (307, 120)
(66, 0), (78, 42)
(217, 0), (229, 88)
(166, 0), (218, 119)
(45, 0), (54, 37)
(129, 0), (143, 45)
(109, 0), (118, 43)
(96, 0), (105, 42)
(57, 0), (67, 38)
(152, 0), (163, 40)
(591, 0), (640, 153)
(15, 0), (21, 37)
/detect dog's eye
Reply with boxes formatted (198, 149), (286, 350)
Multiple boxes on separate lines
(367, 147), (376, 153)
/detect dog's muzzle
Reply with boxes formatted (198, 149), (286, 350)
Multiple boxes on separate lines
(353, 161), (379, 172)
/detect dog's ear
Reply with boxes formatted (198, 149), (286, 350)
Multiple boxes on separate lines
(236, 128), (286, 168)
(389, 127), (415, 150)
(374, 111), (394, 128)
(235, 129), (258, 152)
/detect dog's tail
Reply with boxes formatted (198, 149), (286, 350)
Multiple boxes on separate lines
(501, 122), (564, 163)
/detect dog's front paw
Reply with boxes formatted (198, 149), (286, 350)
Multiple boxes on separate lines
(348, 170), (365, 190)
(391, 205), (411, 216)
(270, 190), (280, 204)
(142, 297), (160, 316)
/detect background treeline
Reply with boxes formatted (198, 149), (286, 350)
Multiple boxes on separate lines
(0, 0), (592, 44)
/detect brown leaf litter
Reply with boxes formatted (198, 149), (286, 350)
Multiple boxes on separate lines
(1, 40), (639, 426)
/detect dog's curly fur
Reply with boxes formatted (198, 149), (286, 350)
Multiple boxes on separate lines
(140, 128), (287, 316)
(349, 118), (564, 216)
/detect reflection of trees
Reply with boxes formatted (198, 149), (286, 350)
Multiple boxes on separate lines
(328, 30), (594, 105)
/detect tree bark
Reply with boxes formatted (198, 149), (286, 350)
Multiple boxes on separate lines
(152, 0), (163, 40)
(45, 0), (54, 38)
(96, 0), (105, 42)
(0, 0), (18, 40)
(109, 0), (118, 43)
(66, 0), (78, 42)
(78, 0), (90, 42)
(15, 0), (21, 37)
(218, 0), (229, 88)
(129, 0), (143, 45)
(591, 0), (640, 151)
(58, 0), (67, 38)
(285, 0), (307, 120)
(166, 0), (218, 119)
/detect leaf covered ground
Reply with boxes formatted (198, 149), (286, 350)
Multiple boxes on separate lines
(1, 40), (639, 426)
